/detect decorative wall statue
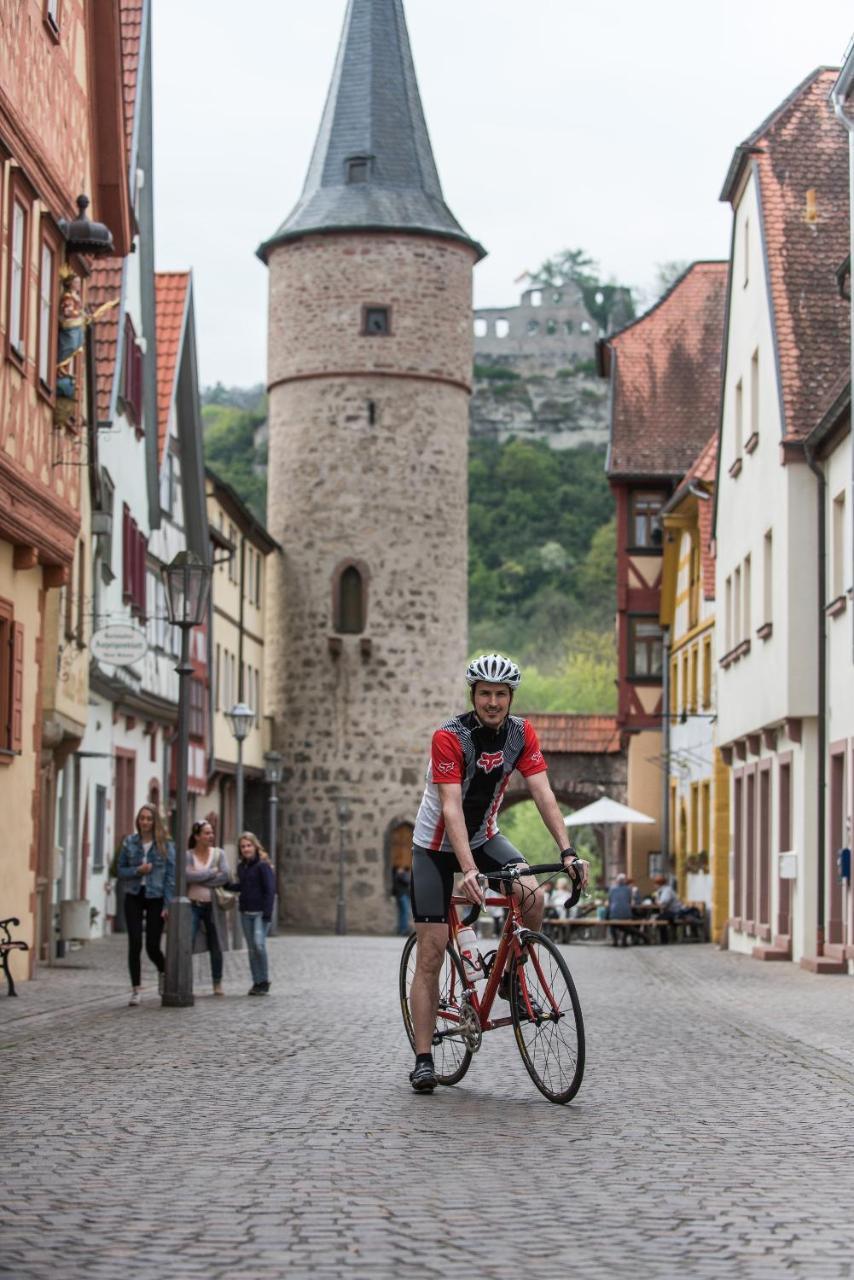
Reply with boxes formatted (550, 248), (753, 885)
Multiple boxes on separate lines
(54, 264), (118, 429)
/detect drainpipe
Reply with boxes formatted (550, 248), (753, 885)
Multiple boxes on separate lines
(661, 627), (671, 877)
(831, 73), (854, 665)
(803, 439), (827, 953)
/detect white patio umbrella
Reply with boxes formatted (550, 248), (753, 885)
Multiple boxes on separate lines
(563, 796), (655, 827)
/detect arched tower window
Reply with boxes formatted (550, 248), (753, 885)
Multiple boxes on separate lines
(333, 561), (368, 634)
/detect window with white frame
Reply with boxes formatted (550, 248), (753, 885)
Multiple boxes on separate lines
(763, 530), (773, 626)
(743, 554), (752, 640)
(734, 379), (743, 458)
(749, 350), (759, 443)
(10, 199), (27, 357)
(37, 240), (55, 386)
(832, 491), (846, 600)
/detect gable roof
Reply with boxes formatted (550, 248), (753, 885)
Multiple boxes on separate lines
(600, 262), (728, 479)
(154, 272), (190, 464)
(721, 67), (850, 442)
(87, 259), (126, 425)
(663, 433), (718, 602)
(87, 0), (146, 427)
(119, 0), (144, 167)
(258, 0), (483, 262)
(526, 714), (622, 755)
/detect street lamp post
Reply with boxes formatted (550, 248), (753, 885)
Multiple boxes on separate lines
(263, 751), (283, 866)
(335, 798), (351, 936)
(160, 550), (212, 1008)
(264, 751), (283, 935)
(225, 702), (255, 839)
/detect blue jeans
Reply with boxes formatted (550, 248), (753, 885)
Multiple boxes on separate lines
(240, 911), (270, 985)
(191, 902), (223, 982)
(395, 892), (411, 937)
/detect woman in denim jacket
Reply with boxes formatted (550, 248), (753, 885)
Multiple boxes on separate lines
(117, 805), (176, 1006)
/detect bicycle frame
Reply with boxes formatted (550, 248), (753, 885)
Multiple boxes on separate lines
(440, 888), (562, 1034)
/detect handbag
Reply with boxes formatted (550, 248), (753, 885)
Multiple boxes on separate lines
(212, 852), (239, 911)
(214, 885), (238, 911)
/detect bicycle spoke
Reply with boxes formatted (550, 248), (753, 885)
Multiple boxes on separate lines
(511, 933), (585, 1104)
(400, 936), (472, 1086)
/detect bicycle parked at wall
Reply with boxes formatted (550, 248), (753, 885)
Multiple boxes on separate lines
(400, 862), (586, 1104)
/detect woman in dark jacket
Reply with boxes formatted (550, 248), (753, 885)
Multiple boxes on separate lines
(231, 832), (276, 996)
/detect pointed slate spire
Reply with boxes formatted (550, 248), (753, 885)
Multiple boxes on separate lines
(258, 0), (484, 262)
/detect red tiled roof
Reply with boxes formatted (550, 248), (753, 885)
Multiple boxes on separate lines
(155, 272), (190, 462)
(120, 0), (144, 163)
(87, 259), (125, 423)
(603, 262), (727, 478)
(664, 433), (718, 602)
(527, 714), (622, 755)
(728, 69), (849, 442)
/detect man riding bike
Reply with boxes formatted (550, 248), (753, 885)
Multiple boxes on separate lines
(408, 653), (589, 1093)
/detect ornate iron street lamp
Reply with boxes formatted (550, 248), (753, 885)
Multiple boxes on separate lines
(160, 550), (212, 1007)
(335, 798), (352, 936)
(263, 751), (283, 933)
(225, 702), (255, 840)
(263, 751), (283, 865)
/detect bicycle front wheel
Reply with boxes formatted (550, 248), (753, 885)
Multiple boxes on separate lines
(399, 933), (472, 1085)
(510, 930), (585, 1104)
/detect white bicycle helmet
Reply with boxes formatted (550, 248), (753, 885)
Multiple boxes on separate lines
(465, 653), (522, 689)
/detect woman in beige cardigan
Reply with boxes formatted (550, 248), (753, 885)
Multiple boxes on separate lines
(185, 820), (230, 995)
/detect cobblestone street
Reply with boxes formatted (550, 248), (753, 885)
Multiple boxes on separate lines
(4, 935), (854, 1279)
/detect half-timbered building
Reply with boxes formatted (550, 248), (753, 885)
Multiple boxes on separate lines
(597, 262), (727, 886)
(0, 0), (132, 975)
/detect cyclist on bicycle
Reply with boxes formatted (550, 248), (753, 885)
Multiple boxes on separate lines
(408, 653), (589, 1093)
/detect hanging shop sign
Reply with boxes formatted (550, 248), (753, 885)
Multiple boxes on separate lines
(90, 624), (148, 667)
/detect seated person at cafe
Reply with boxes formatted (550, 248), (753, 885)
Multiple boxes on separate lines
(607, 873), (634, 948)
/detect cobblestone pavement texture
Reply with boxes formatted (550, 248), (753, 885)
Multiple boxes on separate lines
(3, 934), (854, 1279)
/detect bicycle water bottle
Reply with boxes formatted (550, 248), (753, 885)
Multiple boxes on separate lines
(457, 925), (484, 988)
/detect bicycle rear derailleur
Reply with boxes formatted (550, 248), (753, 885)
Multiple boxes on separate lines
(458, 992), (483, 1052)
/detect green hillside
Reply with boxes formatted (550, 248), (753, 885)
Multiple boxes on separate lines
(201, 392), (617, 713)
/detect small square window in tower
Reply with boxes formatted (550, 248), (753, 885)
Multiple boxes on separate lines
(363, 306), (390, 336)
(346, 155), (372, 184)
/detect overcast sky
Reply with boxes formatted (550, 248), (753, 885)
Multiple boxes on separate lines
(152, 1), (854, 389)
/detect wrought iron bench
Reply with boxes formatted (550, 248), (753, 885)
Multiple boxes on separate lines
(0, 917), (29, 996)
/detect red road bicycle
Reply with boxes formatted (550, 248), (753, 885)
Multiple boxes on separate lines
(399, 862), (586, 1105)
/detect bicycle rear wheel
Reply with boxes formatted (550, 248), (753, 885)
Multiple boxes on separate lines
(399, 933), (472, 1085)
(510, 930), (585, 1104)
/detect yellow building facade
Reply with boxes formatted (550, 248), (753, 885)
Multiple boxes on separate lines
(204, 470), (278, 858)
(659, 437), (729, 939)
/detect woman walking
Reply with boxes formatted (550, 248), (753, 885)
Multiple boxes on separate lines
(183, 820), (230, 995)
(231, 832), (276, 995)
(117, 804), (175, 1006)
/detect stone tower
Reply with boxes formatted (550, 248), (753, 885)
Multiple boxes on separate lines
(259, 0), (484, 931)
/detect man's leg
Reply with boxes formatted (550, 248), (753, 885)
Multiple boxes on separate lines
(410, 923), (449, 1055)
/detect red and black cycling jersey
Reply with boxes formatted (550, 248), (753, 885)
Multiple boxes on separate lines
(413, 711), (548, 853)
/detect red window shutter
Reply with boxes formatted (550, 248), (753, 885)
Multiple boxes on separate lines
(10, 622), (24, 752)
(122, 505), (131, 600)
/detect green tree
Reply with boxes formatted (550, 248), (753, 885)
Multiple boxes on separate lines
(203, 404), (268, 522)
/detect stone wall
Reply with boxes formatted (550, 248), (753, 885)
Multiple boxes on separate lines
(265, 232), (475, 932)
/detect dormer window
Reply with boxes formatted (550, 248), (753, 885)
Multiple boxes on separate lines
(346, 155), (372, 184)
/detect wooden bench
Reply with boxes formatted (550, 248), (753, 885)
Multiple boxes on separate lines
(0, 917), (30, 996)
(543, 913), (708, 945)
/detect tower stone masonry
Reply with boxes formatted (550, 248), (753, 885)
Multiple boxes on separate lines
(259, 0), (484, 931)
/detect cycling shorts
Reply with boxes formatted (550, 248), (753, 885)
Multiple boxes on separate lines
(410, 833), (526, 925)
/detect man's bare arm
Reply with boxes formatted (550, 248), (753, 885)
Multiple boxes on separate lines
(437, 783), (482, 905)
(526, 771), (589, 886)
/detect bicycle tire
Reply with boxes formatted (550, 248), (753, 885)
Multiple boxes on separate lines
(510, 930), (585, 1104)
(399, 933), (473, 1086)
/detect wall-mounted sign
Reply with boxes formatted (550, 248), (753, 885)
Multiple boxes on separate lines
(778, 852), (798, 880)
(90, 624), (148, 667)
